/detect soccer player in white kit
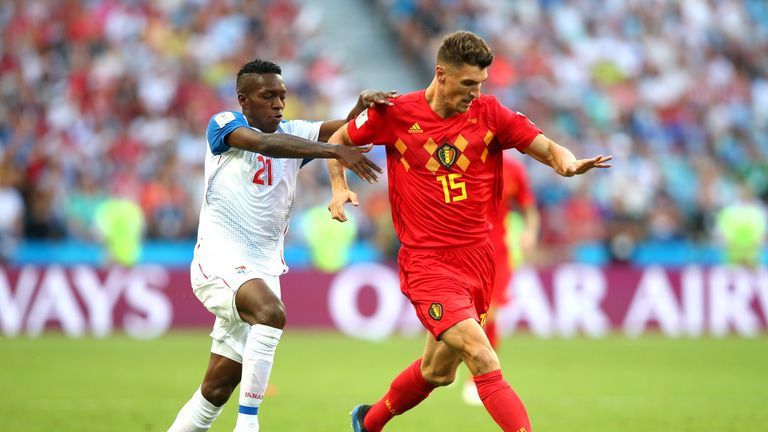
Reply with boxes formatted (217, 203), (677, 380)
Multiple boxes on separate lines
(167, 59), (392, 432)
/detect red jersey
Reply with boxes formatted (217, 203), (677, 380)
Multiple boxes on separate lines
(490, 154), (536, 254)
(347, 90), (541, 249)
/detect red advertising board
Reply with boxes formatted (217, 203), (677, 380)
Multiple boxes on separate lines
(1, 263), (766, 338)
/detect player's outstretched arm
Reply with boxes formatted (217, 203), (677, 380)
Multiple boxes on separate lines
(317, 90), (397, 142)
(226, 127), (381, 183)
(523, 134), (612, 177)
(327, 124), (360, 222)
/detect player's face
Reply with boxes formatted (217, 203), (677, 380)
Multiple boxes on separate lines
(238, 73), (287, 133)
(439, 63), (488, 114)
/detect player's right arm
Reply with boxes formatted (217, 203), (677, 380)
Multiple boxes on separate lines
(325, 104), (387, 221)
(326, 124), (359, 222)
(208, 111), (381, 183)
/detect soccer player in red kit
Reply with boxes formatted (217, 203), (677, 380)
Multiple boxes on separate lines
(327, 31), (612, 432)
(463, 154), (540, 405)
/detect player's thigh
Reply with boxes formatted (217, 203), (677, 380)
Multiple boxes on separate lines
(191, 261), (283, 361)
(191, 264), (241, 323)
(440, 318), (500, 375)
(191, 260), (281, 324)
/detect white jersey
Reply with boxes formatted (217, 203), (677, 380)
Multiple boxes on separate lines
(194, 111), (321, 276)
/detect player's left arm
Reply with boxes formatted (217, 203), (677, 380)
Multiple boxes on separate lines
(523, 134), (612, 177)
(317, 90), (397, 142)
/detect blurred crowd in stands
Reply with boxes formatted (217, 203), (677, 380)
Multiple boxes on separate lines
(1, 0), (767, 266)
(0, 0), (371, 264)
(376, 0), (768, 264)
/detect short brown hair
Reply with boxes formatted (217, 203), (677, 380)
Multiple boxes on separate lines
(436, 31), (494, 69)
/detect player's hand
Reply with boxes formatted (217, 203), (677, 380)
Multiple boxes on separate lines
(334, 144), (382, 183)
(328, 189), (359, 222)
(564, 155), (612, 176)
(359, 90), (397, 108)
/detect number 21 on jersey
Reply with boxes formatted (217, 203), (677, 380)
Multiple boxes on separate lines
(252, 155), (272, 186)
(436, 173), (467, 203)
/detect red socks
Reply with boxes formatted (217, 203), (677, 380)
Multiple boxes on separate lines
(363, 359), (435, 431)
(363, 360), (531, 432)
(474, 369), (532, 432)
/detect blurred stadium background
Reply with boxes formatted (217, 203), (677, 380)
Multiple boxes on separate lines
(1, 0), (767, 431)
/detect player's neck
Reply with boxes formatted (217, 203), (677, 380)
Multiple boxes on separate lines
(425, 79), (458, 119)
(243, 113), (275, 133)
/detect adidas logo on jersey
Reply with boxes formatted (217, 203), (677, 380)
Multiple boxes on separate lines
(408, 123), (423, 133)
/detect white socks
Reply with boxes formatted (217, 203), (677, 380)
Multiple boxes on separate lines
(167, 387), (223, 432)
(234, 324), (283, 432)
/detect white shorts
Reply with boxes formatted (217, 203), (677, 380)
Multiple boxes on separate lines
(190, 258), (281, 363)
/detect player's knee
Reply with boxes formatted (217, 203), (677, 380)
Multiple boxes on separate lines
(463, 346), (500, 375)
(200, 381), (235, 407)
(420, 362), (458, 387)
(422, 369), (456, 387)
(246, 299), (286, 329)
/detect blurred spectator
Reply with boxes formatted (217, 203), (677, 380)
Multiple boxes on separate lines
(94, 197), (144, 267)
(64, 171), (107, 240)
(0, 0), (365, 257)
(359, 188), (399, 261)
(301, 204), (358, 272)
(715, 182), (768, 267)
(0, 156), (24, 261)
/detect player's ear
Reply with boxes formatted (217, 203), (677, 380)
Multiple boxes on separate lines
(237, 92), (247, 109)
(436, 65), (446, 84)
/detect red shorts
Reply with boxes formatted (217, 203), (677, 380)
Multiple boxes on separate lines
(398, 240), (495, 339)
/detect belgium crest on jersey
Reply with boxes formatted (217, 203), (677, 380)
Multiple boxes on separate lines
(436, 143), (458, 169)
(428, 303), (443, 320)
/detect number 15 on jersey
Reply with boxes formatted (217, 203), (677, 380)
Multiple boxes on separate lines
(436, 173), (467, 203)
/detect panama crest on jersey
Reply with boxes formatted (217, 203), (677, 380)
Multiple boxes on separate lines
(436, 143), (458, 169)
(235, 265), (250, 275)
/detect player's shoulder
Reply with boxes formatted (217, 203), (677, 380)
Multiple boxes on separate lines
(472, 95), (533, 123)
(209, 110), (246, 129)
(384, 90), (424, 113)
(278, 118), (320, 139)
(474, 94), (502, 110)
(393, 90), (423, 104)
(278, 118), (318, 127)
(279, 118), (306, 126)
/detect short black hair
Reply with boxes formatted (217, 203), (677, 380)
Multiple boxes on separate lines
(238, 58), (282, 77)
(236, 59), (282, 94)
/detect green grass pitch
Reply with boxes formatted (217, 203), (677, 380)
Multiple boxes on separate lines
(1, 331), (766, 431)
